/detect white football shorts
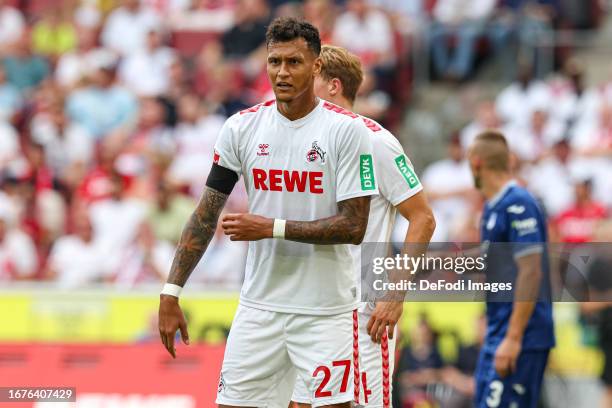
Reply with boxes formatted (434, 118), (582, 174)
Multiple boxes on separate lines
(290, 311), (396, 408)
(216, 304), (358, 407)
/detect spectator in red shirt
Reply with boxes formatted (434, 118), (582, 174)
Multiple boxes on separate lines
(552, 178), (608, 243)
(75, 140), (119, 204)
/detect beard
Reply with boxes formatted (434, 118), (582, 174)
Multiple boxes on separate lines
(473, 171), (482, 190)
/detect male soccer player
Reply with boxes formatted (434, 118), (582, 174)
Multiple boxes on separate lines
(468, 131), (555, 408)
(158, 18), (378, 408)
(287, 45), (435, 407)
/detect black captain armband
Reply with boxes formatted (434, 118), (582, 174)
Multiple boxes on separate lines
(205, 163), (239, 195)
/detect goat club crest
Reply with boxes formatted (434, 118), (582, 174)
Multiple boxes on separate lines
(306, 141), (326, 164)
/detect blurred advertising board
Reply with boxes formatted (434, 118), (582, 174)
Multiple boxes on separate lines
(0, 343), (224, 408)
(0, 287), (239, 343)
(0, 288), (602, 381)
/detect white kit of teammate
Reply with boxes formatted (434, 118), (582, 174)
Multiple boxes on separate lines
(214, 98), (379, 406)
(290, 115), (423, 408)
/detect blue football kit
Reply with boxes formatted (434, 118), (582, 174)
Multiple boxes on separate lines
(475, 181), (555, 408)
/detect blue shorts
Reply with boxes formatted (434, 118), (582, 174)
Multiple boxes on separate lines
(474, 349), (550, 408)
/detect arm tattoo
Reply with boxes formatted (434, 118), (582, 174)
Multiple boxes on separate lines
(285, 196), (370, 245)
(166, 187), (228, 287)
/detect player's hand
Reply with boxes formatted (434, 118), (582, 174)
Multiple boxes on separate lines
(366, 301), (403, 344)
(158, 294), (190, 358)
(221, 213), (274, 241)
(494, 336), (521, 378)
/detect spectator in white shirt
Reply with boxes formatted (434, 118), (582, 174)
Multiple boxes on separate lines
(101, 0), (161, 56)
(569, 103), (612, 207)
(0, 120), (20, 171)
(44, 207), (108, 287)
(495, 63), (551, 127)
(88, 173), (147, 264)
(111, 221), (174, 288)
(0, 0), (24, 54)
(55, 27), (117, 90)
(549, 59), (602, 126)
(523, 138), (579, 216)
(507, 109), (564, 163)
(0, 199), (37, 281)
(168, 93), (224, 194)
(74, 0), (102, 29)
(366, 0), (427, 37)
(333, 0), (395, 69)
(118, 28), (176, 97)
(30, 106), (94, 185)
(422, 133), (476, 241)
(168, 0), (234, 32)
(571, 103), (612, 157)
(430, 0), (496, 80)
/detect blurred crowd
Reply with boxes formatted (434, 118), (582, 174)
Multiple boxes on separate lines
(0, 0), (608, 288)
(422, 58), (612, 245)
(0, 0), (417, 288)
(403, 52), (612, 408)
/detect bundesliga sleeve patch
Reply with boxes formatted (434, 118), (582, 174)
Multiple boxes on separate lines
(394, 155), (420, 188)
(360, 154), (376, 191)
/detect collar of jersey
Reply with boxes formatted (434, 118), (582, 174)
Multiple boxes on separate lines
(486, 179), (518, 209)
(273, 98), (322, 128)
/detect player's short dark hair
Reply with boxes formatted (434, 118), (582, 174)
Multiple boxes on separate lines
(473, 130), (510, 171)
(265, 17), (321, 56)
(475, 130), (508, 148)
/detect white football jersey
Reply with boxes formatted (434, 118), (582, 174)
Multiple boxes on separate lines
(214, 99), (378, 315)
(351, 117), (423, 313)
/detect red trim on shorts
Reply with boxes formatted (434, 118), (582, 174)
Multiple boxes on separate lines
(381, 330), (390, 408)
(353, 310), (360, 404)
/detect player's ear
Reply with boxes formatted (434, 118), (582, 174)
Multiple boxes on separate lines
(313, 57), (322, 76)
(330, 78), (342, 97)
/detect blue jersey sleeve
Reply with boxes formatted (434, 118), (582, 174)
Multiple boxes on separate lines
(506, 200), (544, 260)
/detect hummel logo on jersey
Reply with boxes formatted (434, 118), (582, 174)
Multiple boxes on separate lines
(257, 143), (270, 156)
(507, 205), (525, 214)
(306, 141), (326, 164)
(252, 168), (324, 194)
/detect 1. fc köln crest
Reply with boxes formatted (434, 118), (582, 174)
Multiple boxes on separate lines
(306, 141), (326, 164)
